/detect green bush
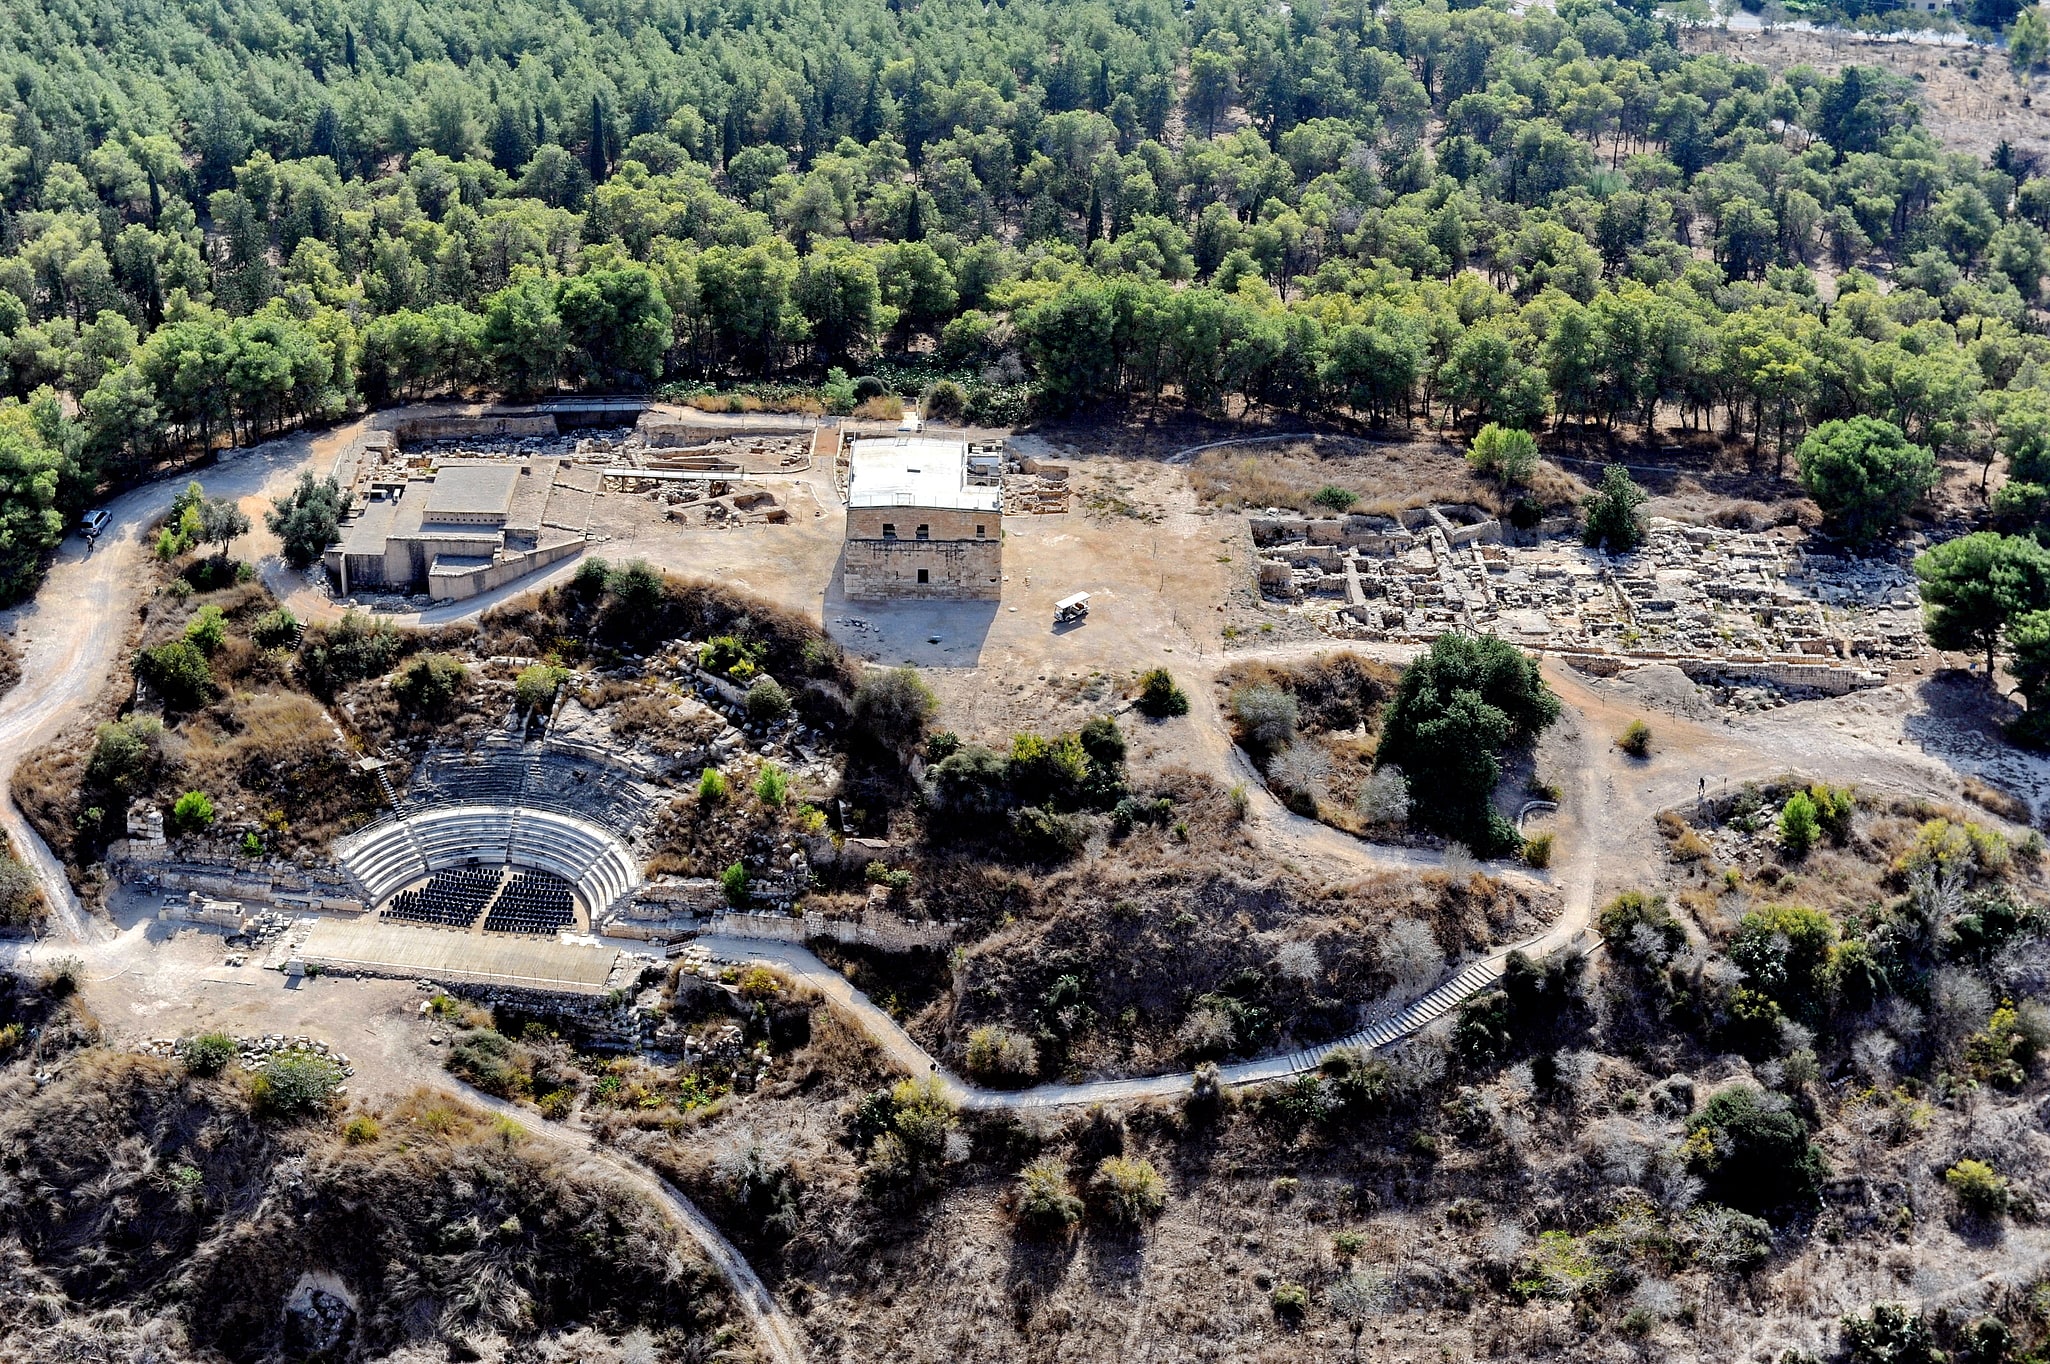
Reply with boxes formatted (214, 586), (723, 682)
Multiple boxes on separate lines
(923, 378), (967, 421)
(169, 790), (216, 834)
(255, 1051), (344, 1119)
(1010, 805), (1088, 860)
(753, 762), (788, 806)
(852, 666), (937, 754)
(1615, 719), (1651, 757)
(964, 1024), (1039, 1083)
(182, 1031), (238, 1076)
(1683, 1083), (1826, 1215)
(513, 662), (567, 713)
(720, 860), (750, 906)
(136, 639), (213, 710)
(1311, 484), (1358, 511)
(1135, 667), (1190, 718)
(250, 607), (300, 649)
(1778, 791), (1821, 857)
(183, 604), (227, 654)
(1016, 1155), (1084, 1233)
(698, 767), (729, 804)
(1841, 1304), (1943, 1364)
(392, 652), (468, 716)
(266, 472), (352, 569)
(1091, 1155), (1167, 1227)
(1270, 1281), (1309, 1320)
(1945, 1158), (2010, 1215)
(1468, 422), (1539, 485)
(744, 675), (791, 724)
(700, 634), (765, 680)
(1521, 832), (1554, 868)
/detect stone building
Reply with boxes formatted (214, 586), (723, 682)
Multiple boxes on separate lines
(324, 458), (593, 601)
(840, 435), (1003, 600)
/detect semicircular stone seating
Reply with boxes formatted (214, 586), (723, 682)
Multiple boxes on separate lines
(337, 802), (640, 919)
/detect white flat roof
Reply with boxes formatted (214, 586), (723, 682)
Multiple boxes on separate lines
(848, 436), (1000, 512)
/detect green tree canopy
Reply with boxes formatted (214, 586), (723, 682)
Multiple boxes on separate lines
(1795, 417), (1936, 548)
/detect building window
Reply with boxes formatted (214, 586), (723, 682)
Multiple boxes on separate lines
(917, 569), (930, 584)
(916, 524), (930, 540)
(975, 524), (986, 537)
(881, 523), (896, 539)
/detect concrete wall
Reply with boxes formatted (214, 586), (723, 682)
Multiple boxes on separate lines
(389, 531), (501, 588)
(427, 538), (585, 601)
(711, 909), (956, 951)
(843, 536), (1003, 599)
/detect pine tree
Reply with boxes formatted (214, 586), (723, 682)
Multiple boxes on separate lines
(1086, 187), (1102, 245)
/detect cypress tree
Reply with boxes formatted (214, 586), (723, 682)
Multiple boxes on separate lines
(587, 95), (609, 183)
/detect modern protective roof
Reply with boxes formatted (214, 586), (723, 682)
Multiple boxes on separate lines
(847, 436), (1001, 513)
(423, 461), (520, 520)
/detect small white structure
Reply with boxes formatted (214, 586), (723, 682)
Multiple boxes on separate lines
(1054, 592), (1091, 624)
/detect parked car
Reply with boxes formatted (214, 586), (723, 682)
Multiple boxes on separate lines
(81, 508), (111, 539)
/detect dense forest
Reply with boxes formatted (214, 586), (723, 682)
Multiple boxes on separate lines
(3, 0), (2050, 600)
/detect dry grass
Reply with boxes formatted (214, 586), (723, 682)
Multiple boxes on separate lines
(1189, 436), (1584, 517)
(0, 630), (19, 701)
(1961, 776), (2032, 825)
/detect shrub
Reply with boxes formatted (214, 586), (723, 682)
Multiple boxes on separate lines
(1468, 422), (1539, 485)
(169, 790), (216, 835)
(745, 675), (791, 723)
(136, 639), (213, 710)
(1270, 1281), (1309, 1321)
(251, 607), (299, 649)
(1807, 783), (1856, 843)
(852, 666), (937, 754)
(754, 762), (789, 806)
(1078, 714), (1126, 765)
(342, 1115), (381, 1145)
(1311, 484), (1358, 512)
(183, 604), (227, 654)
(1683, 1083), (1826, 1214)
(392, 652), (468, 716)
(965, 1024), (1039, 1083)
(255, 1051), (344, 1119)
(182, 1031), (238, 1076)
(699, 634), (763, 679)
(1615, 719), (1651, 757)
(1522, 832), (1554, 868)
(1091, 1155), (1167, 1227)
(737, 965), (782, 1001)
(1230, 682), (1299, 752)
(720, 861), (750, 906)
(1135, 667), (1190, 718)
(928, 743), (1011, 815)
(1945, 1158), (2010, 1215)
(1355, 765), (1409, 824)
(1016, 1155), (1083, 1232)
(513, 662), (567, 713)
(923, 378), (966, 421)
(1841, 1304), (1943, 1364)
(698, 766), (729, 804)
(1582, 463), (1646, 551)
(297, 611), (401, 696)
(1598, 890), (1685, 964)
(1010, 805), (1088, 860)
(1778, 791), (1821, 857)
